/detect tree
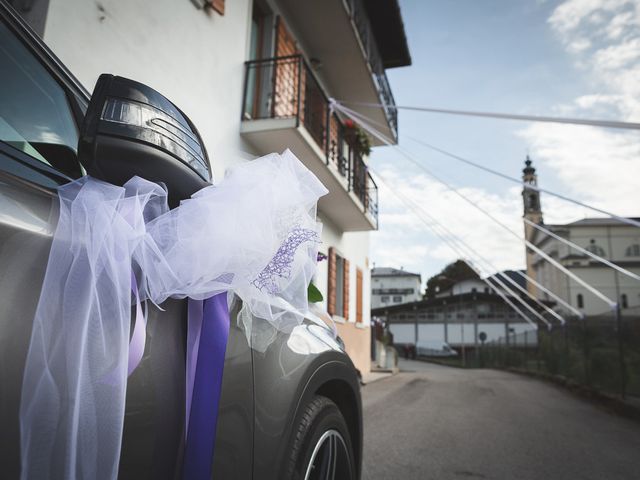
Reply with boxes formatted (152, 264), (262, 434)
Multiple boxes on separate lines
(424, 259), (479, 299)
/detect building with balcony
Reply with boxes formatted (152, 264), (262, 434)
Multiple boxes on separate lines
(371, 267), (422, 308)
(17, 0), (411, 375)
(434, 271), (527, 299)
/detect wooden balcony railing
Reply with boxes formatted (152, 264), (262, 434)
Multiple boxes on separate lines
(242, 55), (378, 228)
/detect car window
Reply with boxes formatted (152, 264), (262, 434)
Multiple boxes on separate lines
(0, 21), (82, 178)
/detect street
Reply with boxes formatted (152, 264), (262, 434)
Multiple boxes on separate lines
(362, 360), (640, 480)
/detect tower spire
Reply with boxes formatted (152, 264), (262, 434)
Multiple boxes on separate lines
(523, 154), (535, 176)
(522, 155), (543, 296)
(522, 155), (541, 218)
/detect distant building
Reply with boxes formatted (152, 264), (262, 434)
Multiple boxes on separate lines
(435, 278), (487, 297)
(371, 267), (422, 308)
(522, 157), (640, 316)
(435, 271), (527, 299)
(372, 290), (537, 349)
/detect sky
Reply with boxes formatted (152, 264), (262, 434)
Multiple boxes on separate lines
(368, 0), (640, 288)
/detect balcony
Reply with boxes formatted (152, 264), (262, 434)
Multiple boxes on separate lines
(345, 0), (399, 135)
(275, 0), (403, 144)
(240, 55), (378, 231)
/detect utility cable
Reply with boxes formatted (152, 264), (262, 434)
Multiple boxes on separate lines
(372, 169), (546, 329)
(332, 102), (618, 308)
(513, 270), (584, 319)
(337, 100), (640, 131)
(409, 137), (640, 230)
(372, 168), (558, 327)
(331, 100), (640, 229)
(523, 218), (640, 282)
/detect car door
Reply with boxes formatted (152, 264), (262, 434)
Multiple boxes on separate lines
(0, 5), (253, 479)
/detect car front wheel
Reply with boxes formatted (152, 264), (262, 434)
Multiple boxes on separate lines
(283, 395), (356, 480)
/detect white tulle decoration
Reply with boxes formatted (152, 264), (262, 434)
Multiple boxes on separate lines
(20, 150), (328, 479)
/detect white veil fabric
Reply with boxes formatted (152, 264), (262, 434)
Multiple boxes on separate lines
(19, 150), (328, 479)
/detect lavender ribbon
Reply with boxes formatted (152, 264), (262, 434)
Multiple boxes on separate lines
(183, 294), (230, 480)
(126, 279), (229, 479)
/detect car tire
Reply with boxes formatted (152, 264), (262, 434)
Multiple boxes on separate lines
(282, 395), (357, 480)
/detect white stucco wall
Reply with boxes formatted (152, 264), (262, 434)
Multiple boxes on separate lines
(44, 0), (255, 179)
(390, 322), (534, 346)
(533, 223), (640, 316)
(389, 324), (414, 344)
(435, 279), (489, 298)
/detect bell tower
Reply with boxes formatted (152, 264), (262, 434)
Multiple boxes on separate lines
(522, 156), (542, 295)
(522, 156), (542, 221)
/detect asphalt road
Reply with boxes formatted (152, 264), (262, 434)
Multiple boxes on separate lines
(362, 359), (640, 480)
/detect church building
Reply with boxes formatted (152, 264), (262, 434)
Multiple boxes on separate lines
(522, 158), (640, 317)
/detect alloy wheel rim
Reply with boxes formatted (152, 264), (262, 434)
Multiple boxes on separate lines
(303, 429), (351, 480)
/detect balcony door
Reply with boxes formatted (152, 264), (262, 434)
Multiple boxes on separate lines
(272, 17), (299, 118)
(244, 1), (275, 119)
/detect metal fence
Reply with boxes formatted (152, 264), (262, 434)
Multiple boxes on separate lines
(471, 309), (640, 398)
(344, 0), (398, 136)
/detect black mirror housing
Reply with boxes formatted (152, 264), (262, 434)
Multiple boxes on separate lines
(78, 74), (211, 205)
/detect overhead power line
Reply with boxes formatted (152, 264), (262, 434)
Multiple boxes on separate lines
(338, 100), (640, 131)
(513, 271), (584, 319)
(372, 168), (564, 326)
(371, 171), (542, 329)
(372, 166), (564, 327)
(331, 100), (640, 230)
(408, 137), (640, 230)
(523, 218), (640, 282)
(331, 102), (618, 309)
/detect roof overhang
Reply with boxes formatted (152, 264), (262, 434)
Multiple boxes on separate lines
(363, 0), (412, 68)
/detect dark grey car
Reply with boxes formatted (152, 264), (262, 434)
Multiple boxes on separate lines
(0, 3), (362, 478)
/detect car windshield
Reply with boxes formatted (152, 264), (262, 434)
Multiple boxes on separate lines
(0, 21), (79, 174)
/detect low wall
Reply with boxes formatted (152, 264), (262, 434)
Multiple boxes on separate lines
(335, 322), (371, 376)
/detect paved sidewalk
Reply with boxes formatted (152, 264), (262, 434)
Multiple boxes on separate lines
(361, 368), (397, 385)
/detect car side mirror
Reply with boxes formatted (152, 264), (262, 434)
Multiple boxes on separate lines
(78, 74), (211, 205)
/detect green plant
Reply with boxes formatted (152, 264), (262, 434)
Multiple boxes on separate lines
(307, 282), (323, 303)
(343, 119), (371, 157)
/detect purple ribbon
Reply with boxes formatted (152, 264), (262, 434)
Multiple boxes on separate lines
(183, 294), (230, 480)
(126, 276), (229, 479)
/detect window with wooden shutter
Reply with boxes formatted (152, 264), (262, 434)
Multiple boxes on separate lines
(343, 259), (350, 320)
(328, 248), (336, 315)
(328, 248), (350, 319)
(356, 268), (363, 323)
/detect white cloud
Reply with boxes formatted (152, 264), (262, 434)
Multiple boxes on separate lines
(605, 10), (635, 38)
(518, 123), (640, 215)
(593, 37), (640, 70)
(567, 37), (592, 52)
(371, 0), (640, 282)
(371, 167), (529, 278)
(548, 0), (630, 36)
(520, 0), (640, 218)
